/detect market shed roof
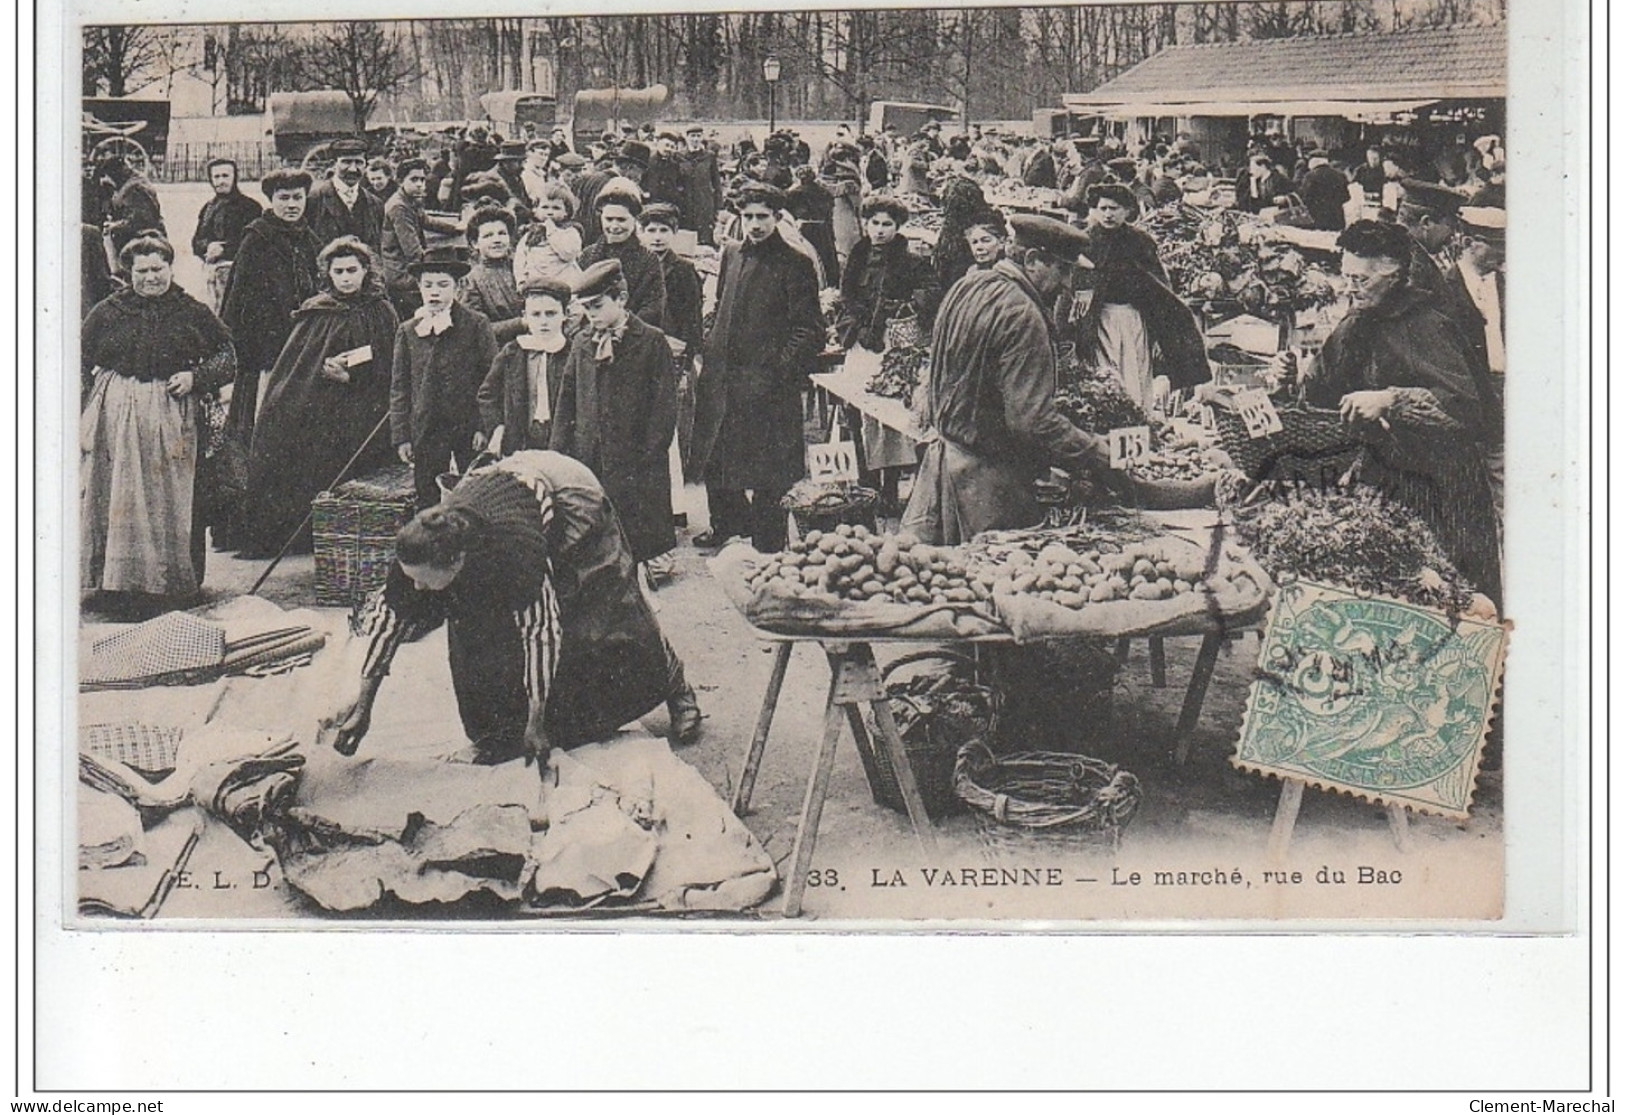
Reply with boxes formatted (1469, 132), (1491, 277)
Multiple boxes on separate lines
(1064, 24), (1506, 113)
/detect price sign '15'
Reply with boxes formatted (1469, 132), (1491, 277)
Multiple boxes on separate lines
(1107, 425), (1151, 470)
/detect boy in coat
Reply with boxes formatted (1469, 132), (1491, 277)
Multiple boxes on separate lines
(550, 260), (679, 573)
(390, 247), (500, 507)
(476, 278), (573, 457)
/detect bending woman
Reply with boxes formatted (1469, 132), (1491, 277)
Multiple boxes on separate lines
(327, 450), (702, 765)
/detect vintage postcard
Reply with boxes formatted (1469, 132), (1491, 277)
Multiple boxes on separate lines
(52, 0), (1572, 933)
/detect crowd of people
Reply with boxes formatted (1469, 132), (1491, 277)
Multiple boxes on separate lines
(77, 108), (1507, 762)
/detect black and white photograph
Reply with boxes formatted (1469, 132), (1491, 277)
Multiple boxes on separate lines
(62, 1), (1532, 926)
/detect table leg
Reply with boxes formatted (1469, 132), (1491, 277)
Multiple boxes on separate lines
(783, 698), (847, 918)
(732, 641), (793, 816)
(1114, 636), (1131, 665)
(843, 704), (888, 808)
(1173, 632), (1224, 764)
(1149, 636), (1167, 688)
(1266, 779), (1305, 861)
(868, 696), (939, 855)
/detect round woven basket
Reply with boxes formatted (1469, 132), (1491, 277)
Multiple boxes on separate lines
(955, 741), (1142, 846)
(782, 485), (880, 536)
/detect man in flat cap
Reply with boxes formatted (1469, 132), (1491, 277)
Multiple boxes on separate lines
(900, 213), (1115, 545)
(679, 125), (723, 245)
(1395, 177), (1467, 296)
(390, 246), (499, 507)
(550, 259), (681, 578)
(689, 183), (824, 552)
(308, 137), (386, 251)
(643, 131), (688, 220)
(1075, 182), (1208, 415)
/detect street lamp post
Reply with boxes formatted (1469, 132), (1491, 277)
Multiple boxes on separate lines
(763, 54), (781, 136)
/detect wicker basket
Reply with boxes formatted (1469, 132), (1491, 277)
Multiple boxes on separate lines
(883, 308), (924, 352)
(866, 651), (1000, 820)
(312, 465), (416, 608)
(1211, 399), (1363, 481)
(955, 741), (1143, 846)
(783, 485), (880, 536)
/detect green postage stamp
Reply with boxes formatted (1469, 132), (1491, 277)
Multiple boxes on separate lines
(1234, 580), (1510, 820)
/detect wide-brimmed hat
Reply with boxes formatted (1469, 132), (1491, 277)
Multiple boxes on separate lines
(408, 245), (471, 279)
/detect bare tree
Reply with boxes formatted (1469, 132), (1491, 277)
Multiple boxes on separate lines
(83, 25), (166, 97)
(297, 21), (421, 131)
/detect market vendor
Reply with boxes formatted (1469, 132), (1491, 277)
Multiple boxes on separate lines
(1074, 183), (1210, 415)
(326, 450), (703, 766)
(1290, 219), (1501, 604)
(901, 214), (1116, 545)
(835, 194), (941, 353)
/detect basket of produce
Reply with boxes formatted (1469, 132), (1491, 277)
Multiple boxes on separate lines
(1209, 393), (1362, 481)
(1123, 427), (1231, 510)
(710, 528), (1007, 640)
(866, 345), (929, 402)
(954, 740), (1142, 843)
(1228, 482), (1496, 616)
(312, 464), (417, 609)
(781, 479), (880, 536)
(865, 650), (1000, 819)
(966, 519), (1273, 643)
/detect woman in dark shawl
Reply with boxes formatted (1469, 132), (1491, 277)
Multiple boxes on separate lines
(240, 236), (400, 556)
(835, 194), (941, 353)
(81, 235), (237, 604)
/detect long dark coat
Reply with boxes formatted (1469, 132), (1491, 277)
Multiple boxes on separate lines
(477, 341), (569, 454)
(836, 235), (941, 352)
(1306, 284), (1501, 603)
(191, 189), (263, 262)
(550, 314), (677, 562)
(218, 215), (323, 433)
(577, 236), (668, 330)
(690, 230), (823, 490)
(900, 261), (1104, 545)
(306, 178), (386, 252)
(389, 300), (500, 448)
(1077, 222), (1209, 391)
(241, 289), (399, 551)
(365, 454), (677, 752)
(678, 148), (722, 242)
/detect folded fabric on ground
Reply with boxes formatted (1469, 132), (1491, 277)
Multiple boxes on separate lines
(78, 810), (204, 918)
(79, 783), (145, 869)
(80, 597), (330, 691)
(79, 726), (304, 846)
(271, 733), (776, 915)
(83, 612), (227, 685)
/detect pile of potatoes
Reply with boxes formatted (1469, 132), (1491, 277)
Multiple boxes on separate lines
(748, 526), (988, 606)
(974, 540), (1213, 611)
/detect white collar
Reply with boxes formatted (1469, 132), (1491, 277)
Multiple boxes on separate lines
(332, 176), (361, 207)
(517, 332), (566, 354)
(414, 306), (454, 336)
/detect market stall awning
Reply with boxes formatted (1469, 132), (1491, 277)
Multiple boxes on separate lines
(1074, 98), (1439, 122)
(1064, 25), (1504, 114)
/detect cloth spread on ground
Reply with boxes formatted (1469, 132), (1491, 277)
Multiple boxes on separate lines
(77, 810), (204, 919)
(79, 783), (145, 869)
(271, 732), (775, 914)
